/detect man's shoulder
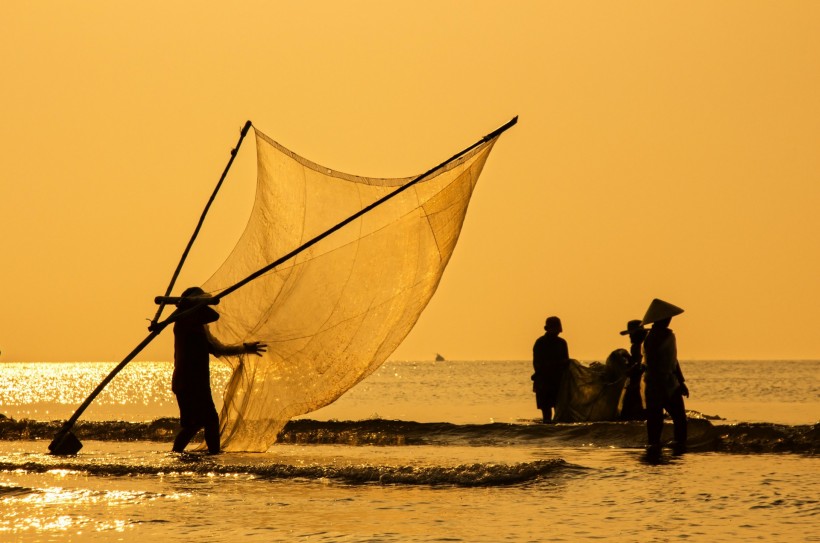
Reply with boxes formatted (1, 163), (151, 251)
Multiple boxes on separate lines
(534, 334), (566, 346)
(645, 328), (675, 350)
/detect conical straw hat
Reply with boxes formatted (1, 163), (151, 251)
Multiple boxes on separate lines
(641, 298), (684, 325)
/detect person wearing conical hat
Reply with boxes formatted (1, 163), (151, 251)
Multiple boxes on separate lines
(641, 298), (689, 454)
(531, 316), (570, 423)
(171, 286), (267, 454)
(618, 320), (648, 421)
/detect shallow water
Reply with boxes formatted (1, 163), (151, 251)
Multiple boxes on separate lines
(1, 359), (818, 542)
(1, 441), (817, 542)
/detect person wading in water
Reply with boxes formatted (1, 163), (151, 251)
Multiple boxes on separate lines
(532, 316), (570, 423)
(641, 299), (689, 455)
(171, 286), (267, 454)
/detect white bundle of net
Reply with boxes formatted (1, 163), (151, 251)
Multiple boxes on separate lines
(202, 127), (502, 451)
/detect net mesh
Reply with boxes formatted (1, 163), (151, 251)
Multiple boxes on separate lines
(201, 128), (500, 451)
(554, 350), (631, 422)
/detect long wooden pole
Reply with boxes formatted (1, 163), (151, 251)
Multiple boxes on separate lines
(48, 327), (165, 453)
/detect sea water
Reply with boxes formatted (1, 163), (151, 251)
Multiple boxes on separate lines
(1, 360), (818, 542)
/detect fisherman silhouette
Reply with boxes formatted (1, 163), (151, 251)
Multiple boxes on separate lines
(532, 316), (570, 423)
(171, 287), (266, 454)
(618, 319), (648, 421)
(641, 299), (689, 456)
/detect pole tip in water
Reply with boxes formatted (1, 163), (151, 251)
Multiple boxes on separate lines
(48, 431), (83, 455)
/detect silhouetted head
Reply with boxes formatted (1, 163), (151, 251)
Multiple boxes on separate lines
(544, 316), (562, 334)
(180, 286), (206, 300)
(620, 319), (648, 342)
(178, 286), (219, 324)
(619, 319), (644, 336)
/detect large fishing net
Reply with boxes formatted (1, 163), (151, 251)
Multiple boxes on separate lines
(201, 127), (502, 451)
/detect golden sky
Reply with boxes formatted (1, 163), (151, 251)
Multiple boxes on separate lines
(1, 1), (818, 362)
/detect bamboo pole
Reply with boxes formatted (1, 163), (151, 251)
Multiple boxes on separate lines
(48, 327), (165, 454)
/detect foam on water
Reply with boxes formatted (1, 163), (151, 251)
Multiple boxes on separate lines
(0, 455), (572, 487)
(1, 442), (817, 543)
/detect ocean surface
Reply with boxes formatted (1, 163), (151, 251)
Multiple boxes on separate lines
(0, 359), (818, 542)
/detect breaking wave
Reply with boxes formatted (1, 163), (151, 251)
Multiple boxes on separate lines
(0, 417), (816, 454)
(0, 458), (571, 487)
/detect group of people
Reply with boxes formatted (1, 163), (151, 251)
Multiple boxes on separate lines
(173, 286), (689, 456)
(532, 298), (689, 454)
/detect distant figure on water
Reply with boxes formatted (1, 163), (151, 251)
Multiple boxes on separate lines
(172, 287), (266, 454)
(532, 316), (570, 423)
(618, 319), (647, 421)
(641, 298), (689, 455)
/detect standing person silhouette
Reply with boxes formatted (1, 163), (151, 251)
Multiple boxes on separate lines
(532, 316), (570, 423)
(171, 287), (266, 454)
(641, 299), (689, 455)
(619, 320), (648, 421)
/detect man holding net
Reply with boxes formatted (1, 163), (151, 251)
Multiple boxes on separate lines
(171, 287), (267, 454)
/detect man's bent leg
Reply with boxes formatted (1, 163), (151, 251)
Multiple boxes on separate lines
(174, 392), (199, 452)
(172, 426), (198, 452)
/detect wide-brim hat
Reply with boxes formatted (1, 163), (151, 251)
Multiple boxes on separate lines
(619, 319), (645, 336)
(641, 298), (684, 325)
(178, 287), (220, 324)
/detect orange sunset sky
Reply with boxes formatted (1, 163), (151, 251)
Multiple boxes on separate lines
(1, 2), (818, 362)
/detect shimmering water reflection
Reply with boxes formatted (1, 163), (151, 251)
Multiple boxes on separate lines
(1, 360), (818, 424)
(1, 441), (817, 543)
